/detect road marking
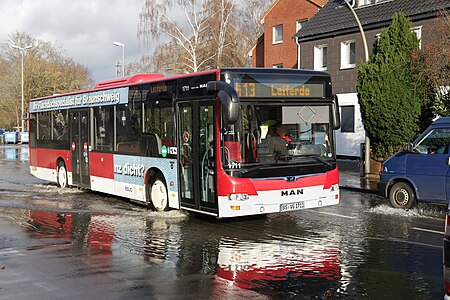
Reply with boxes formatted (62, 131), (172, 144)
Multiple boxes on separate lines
(0, 248), (25, 256)
(313, 211), (357, 219)
(411, 227), (444, 235)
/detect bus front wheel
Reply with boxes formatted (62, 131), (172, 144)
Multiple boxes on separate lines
(149, 174), (168, 211)
(389, 182), (415, 209)
(57, 161), (68, 188)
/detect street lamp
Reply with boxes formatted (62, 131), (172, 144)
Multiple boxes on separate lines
(341, 0), (371, 181)
(11, 43), (33, 132)
(113, 41), (125, 77)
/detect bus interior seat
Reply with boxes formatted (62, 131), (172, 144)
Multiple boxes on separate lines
(257, 142), (273, 163)
(117, 141), (141, 153)
(224, 141), (242, 162)
(141, 133), (161, 157)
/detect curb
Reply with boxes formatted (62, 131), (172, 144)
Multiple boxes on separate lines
(339, 185), (378, 194)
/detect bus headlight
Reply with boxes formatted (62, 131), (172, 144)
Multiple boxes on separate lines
(228, 194), (249, 201)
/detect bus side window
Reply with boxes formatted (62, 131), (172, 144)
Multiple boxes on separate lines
(143, 98), (175, 157)
(115, 103), (141, 154)
(94, 106), (114, 151)
(37, 112), (51, 141)
(52, 110), (68, 142)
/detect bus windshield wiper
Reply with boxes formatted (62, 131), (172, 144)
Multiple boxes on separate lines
(306, 155), (333, 167)
(239, 164), (272, 174)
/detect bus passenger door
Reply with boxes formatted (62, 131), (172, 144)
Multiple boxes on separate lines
(178, 101), (217, 214)
(70, 109), (91, 188)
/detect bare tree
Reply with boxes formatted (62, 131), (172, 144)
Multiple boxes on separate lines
(412, 11), (450, 116)
(126, 55), (154, 75)
(236, 0), (272, 53)
(137, 0), (271, 74)
(138, 0), (215, 72)
(0, 32), (93, 129)
(203, 0), (235, 67)
(152, 41), (193, 74)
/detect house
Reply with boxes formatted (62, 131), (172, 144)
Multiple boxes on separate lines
(293, 0), (450, 157)
(250, 0), (327, 68)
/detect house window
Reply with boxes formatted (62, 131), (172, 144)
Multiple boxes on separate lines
(273, 24), (283, 44)
(314, 45), (327, 71)
(413, 26), (422, 49)
(296, 19), (307, 32)
(375, 26), (422, 48)
(341, 40), (356, 69)
(341, 106), (355, 133)
(360, 0), (390, 6)
(273, 64), (283, 68)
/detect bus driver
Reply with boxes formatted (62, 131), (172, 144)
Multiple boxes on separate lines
(267, 123), (292, 158)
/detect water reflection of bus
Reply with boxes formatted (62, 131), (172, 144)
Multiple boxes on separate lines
(24, 210), (343, 298)
(214, 239), (341, 296)
(29, 68), (340, 218)
(26, 210), (114, 254)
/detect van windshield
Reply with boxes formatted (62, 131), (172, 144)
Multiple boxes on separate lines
(414, 128), (450, 154)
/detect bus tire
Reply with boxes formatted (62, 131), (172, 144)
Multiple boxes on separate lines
(149, 174), (168, 212)
(389, 182), (415, 209)
(57, 161), (68, 188)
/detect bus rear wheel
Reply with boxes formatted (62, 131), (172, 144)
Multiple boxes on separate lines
(149, 174), (168, 211)
(57, 161), (68, 188)
(389, 182), (415, 209)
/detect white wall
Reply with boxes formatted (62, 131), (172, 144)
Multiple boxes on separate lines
(335, 93), (366, 158)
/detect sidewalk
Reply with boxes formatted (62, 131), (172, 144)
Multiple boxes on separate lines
(338, 159), (378, 193)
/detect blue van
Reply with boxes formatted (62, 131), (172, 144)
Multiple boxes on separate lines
(378, 117), (450, 209)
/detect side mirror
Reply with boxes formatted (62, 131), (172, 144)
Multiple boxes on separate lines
(332, 95), (341, 130)
(207, 81), (240, 125)
(407, 143), (414, 152)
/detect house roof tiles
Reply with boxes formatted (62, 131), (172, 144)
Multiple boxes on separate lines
(294, 0), (450, 42)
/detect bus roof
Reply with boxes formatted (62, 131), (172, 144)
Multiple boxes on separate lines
(30, 68), (330, 103)
(220, 68), (330, 77)
(93, 73), (165, 89)
(30, 69), (220, 102)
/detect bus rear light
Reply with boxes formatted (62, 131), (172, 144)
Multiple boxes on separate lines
(230, 206), (241, 211)
(228, 194), (249, 201)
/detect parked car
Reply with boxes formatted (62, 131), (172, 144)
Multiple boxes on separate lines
(378, 117), (450, 209)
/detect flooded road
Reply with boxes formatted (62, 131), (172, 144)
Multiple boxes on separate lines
(0, 145), (446, 299)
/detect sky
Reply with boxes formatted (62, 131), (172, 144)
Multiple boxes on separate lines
(0, 0), (153, 83)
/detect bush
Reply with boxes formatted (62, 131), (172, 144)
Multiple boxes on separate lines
(356, 12), (434, 160)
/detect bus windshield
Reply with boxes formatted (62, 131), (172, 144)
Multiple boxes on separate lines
(221, 102), (334, 177)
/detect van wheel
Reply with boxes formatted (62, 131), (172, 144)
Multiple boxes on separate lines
(149, 174), (168, 211)
(57, 161), (68, 188)
(389, 182), (415, 209)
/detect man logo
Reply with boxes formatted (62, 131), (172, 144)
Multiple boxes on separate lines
(285, 176), (296, 182)
(281, 189), (304, 196)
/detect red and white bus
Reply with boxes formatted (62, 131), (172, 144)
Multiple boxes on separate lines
(29, 68), (341, 218)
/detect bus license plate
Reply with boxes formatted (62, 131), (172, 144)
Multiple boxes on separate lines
(280, 201), (305, 212)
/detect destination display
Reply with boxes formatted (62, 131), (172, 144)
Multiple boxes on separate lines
(235, 82), (324, 98)
(30, 87), (129, 113)
(227, 73), (326, 99)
